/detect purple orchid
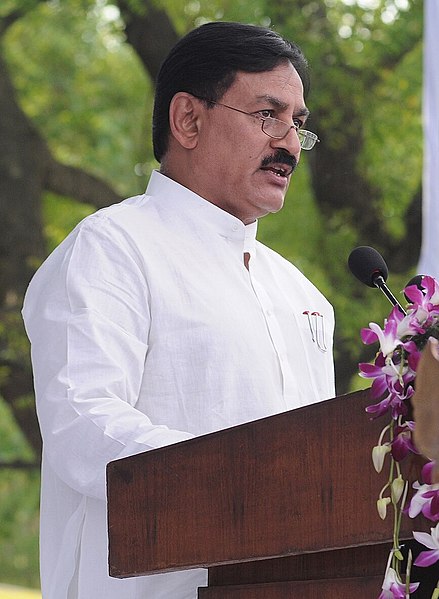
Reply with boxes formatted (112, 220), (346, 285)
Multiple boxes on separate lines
(358, 276), (439, 596)
(361, 310), (403, 357)
(360, 353), (389, 397)
(360, 319), (419, 419)
(391, 422), (419, 462)
(422, 461), (436, 485)
(403, 277), (439, 340)
(404, 276), (439, 317)
(409, 482), (439, 522)
(413, 523), (439, 567)
(408, 461), (439, 522)
(361, 305), (425, 355)
(393, 303), (427, 338)
(365, 376), (414, 419)
(360, 351), (416, 420)
(378, 566), (419, 598)
(360, 353), (402, 399)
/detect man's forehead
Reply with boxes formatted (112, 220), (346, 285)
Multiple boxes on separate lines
(232, 66), (304, 97)
(254, 94), (310, 117)
(229, 67), (308, 115)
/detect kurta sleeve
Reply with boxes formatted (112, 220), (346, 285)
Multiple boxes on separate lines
(23, 215), (193, 501)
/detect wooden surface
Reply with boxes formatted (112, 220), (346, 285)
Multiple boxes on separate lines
(207, 540), (439, 598)
(207, 543), (392, 586)
(107, 389), (427, 580)
(198, 576), (384, 598)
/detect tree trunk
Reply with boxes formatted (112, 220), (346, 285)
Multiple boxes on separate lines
(0, 45), (121, 458)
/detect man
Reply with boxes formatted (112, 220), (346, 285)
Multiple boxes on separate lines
(412, 337), (439, 481)
(23, 21), (335, 599)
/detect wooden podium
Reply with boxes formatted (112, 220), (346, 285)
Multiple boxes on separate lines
(106, 390), (435, 597)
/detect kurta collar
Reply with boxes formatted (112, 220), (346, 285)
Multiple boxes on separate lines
(146, 170), (257, 255)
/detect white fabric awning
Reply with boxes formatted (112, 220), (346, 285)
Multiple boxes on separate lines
(418, 0), (439, 279)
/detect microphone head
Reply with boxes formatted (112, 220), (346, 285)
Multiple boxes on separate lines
(348, 246), (389, 288)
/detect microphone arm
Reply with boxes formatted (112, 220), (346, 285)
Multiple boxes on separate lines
(373, 274), (406, 315)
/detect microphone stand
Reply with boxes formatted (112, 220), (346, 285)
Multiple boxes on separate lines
(373, 275), (406, 315)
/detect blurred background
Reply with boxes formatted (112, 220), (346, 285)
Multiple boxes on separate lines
(0, 0), (427, 593)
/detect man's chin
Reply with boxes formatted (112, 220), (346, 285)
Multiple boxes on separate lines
(253, 196), (286, 220)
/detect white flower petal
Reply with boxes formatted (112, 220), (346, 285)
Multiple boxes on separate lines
(413, 531), (439, 550)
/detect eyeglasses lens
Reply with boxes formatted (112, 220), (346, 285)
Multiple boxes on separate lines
(263, 118), (318, 150)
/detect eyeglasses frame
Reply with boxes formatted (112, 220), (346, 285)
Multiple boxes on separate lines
(193, 96), (320, 150)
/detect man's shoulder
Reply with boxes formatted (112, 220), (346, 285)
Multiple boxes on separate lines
(84, 193), (152, 226)
(72, 191), (169, 244)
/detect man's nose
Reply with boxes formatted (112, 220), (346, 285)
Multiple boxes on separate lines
(269, 126), (301, 159)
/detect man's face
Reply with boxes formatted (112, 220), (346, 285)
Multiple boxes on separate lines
(192, 61), (308, 224)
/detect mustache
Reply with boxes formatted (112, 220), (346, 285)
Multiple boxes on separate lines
(260, 150), (297, 175)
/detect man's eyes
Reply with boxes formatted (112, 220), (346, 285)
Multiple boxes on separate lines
(256, 109), (274, 119)
(255, 110), (305, 129)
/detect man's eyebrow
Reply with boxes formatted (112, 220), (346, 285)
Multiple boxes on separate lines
(295, 106), (311, 119)
(255, 95), (310, 118)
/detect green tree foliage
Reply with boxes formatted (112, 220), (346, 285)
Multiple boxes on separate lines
(4, 0), (151, 194)
(0, 401), (39, 587)
(0, 0), (425, 587)
(263, 0), (424, 384)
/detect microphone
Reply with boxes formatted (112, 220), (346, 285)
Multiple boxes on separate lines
(403, 274), (425, 302)
(348, 246), (406, 315)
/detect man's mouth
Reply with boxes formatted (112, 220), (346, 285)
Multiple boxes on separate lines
(260, 151), (297, 178)
(260, 164), (293, 178)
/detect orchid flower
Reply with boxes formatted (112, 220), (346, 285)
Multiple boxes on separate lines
(361, 314), (402, 357)
(361, 305), (425, 356)
(359, 353), (414, 399)
(409, 481), (439, 522)
(422, 461), (436, 485)
(391, 422), (418, 462)
(360, 352), (416, 419)
(358, 276), (439, 595)
(405, 276), (439, 317)
(409, 462), (439, 521)
(365, 378), (414, 420)
(413, 523), (439, 567)
(378, 566), (419, 598)
(394, 305), (427, 338)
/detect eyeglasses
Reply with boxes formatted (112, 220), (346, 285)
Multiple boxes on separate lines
(194, 96), (320, 150)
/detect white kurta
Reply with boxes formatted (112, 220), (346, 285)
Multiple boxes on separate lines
(22, 171), (335, 599)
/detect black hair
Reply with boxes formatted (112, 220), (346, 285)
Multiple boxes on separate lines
(152, 21), (309, 162)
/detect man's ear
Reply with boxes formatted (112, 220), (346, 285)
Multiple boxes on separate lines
(168, 92), (201, 150)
